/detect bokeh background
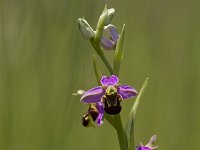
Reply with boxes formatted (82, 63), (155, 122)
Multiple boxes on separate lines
(0, 0), (200, 150)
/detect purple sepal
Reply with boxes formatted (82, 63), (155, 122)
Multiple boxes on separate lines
(118, 85), (137, 99)
(105, 24), (119, 43)
(80, 86), (105, 103)
(100, 24), (119, 50)
(100, 36), (115, 50)
(137, 146), (152, 150)
(100, 75), (119, 86)
(96, 102), (104, 126)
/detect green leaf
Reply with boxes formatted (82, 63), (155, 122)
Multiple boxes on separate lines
(90, 39), (113, 75)
(93, 55), (102, 85)
(126, 77), (149, 150)
(113, 24), (125, 76)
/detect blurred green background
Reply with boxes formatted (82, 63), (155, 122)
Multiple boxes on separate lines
(0, 0), (200, 150)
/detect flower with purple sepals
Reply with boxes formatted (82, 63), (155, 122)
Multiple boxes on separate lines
(81, 75), (137, 126)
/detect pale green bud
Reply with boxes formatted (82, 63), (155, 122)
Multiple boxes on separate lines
(77, 18), (95, 39)
(105, 8), (115, 25)
(95, 5), (115, 41)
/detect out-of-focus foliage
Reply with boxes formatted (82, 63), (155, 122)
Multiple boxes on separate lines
(0, 0), (199, 150)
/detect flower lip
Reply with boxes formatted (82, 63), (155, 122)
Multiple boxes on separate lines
(100, 75), (119, 86)
(82, 103), (104, 127)
(103, 94), (122, 115)
(82, 113), (90, 127)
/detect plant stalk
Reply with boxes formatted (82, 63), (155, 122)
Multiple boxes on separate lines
(114, 114), (128, 150)
(91, 38), (127, 150)
(90, 38), (113, 75)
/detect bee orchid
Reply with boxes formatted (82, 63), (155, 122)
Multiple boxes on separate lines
(80, 75), (137, 125)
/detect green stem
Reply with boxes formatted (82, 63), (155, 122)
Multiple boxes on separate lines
(100, 54), (113, 75)
(114, 114), (128, 150)
(104, 113), (116, 129)
(90, 38), (113, 75)
(105, 112), (128, 150)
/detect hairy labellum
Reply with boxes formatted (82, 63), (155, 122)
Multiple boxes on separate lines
(82, 113), (90, 127)
(82, 103), (103, 127)
(88, 105), (99, 121)
(102, 93), (122, 115)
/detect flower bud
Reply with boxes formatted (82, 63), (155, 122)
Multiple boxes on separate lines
(77, 18), (95, 39)
(105, 8), (115, 25)
(100, 24), (119, 50)
(95, 5), (115, 41)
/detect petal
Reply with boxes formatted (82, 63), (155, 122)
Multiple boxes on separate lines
(80, 86), (105, 103)
(105, 24), (119, 43)
(100, 75), (119, 86)
(118, 85), (137, 99)
(146, 135), (159, 149)
(147, 135), (157, 146)
(96, 102), (104, 126)
(100, 36), (115, 50)
(137, 146), (152, 150)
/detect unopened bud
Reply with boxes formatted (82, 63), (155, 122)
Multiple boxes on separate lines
(96, 5), (115, 41)
(105, 8), (115, 25)
(78, 18), (95, 39)
(100, 24), (119, 50)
